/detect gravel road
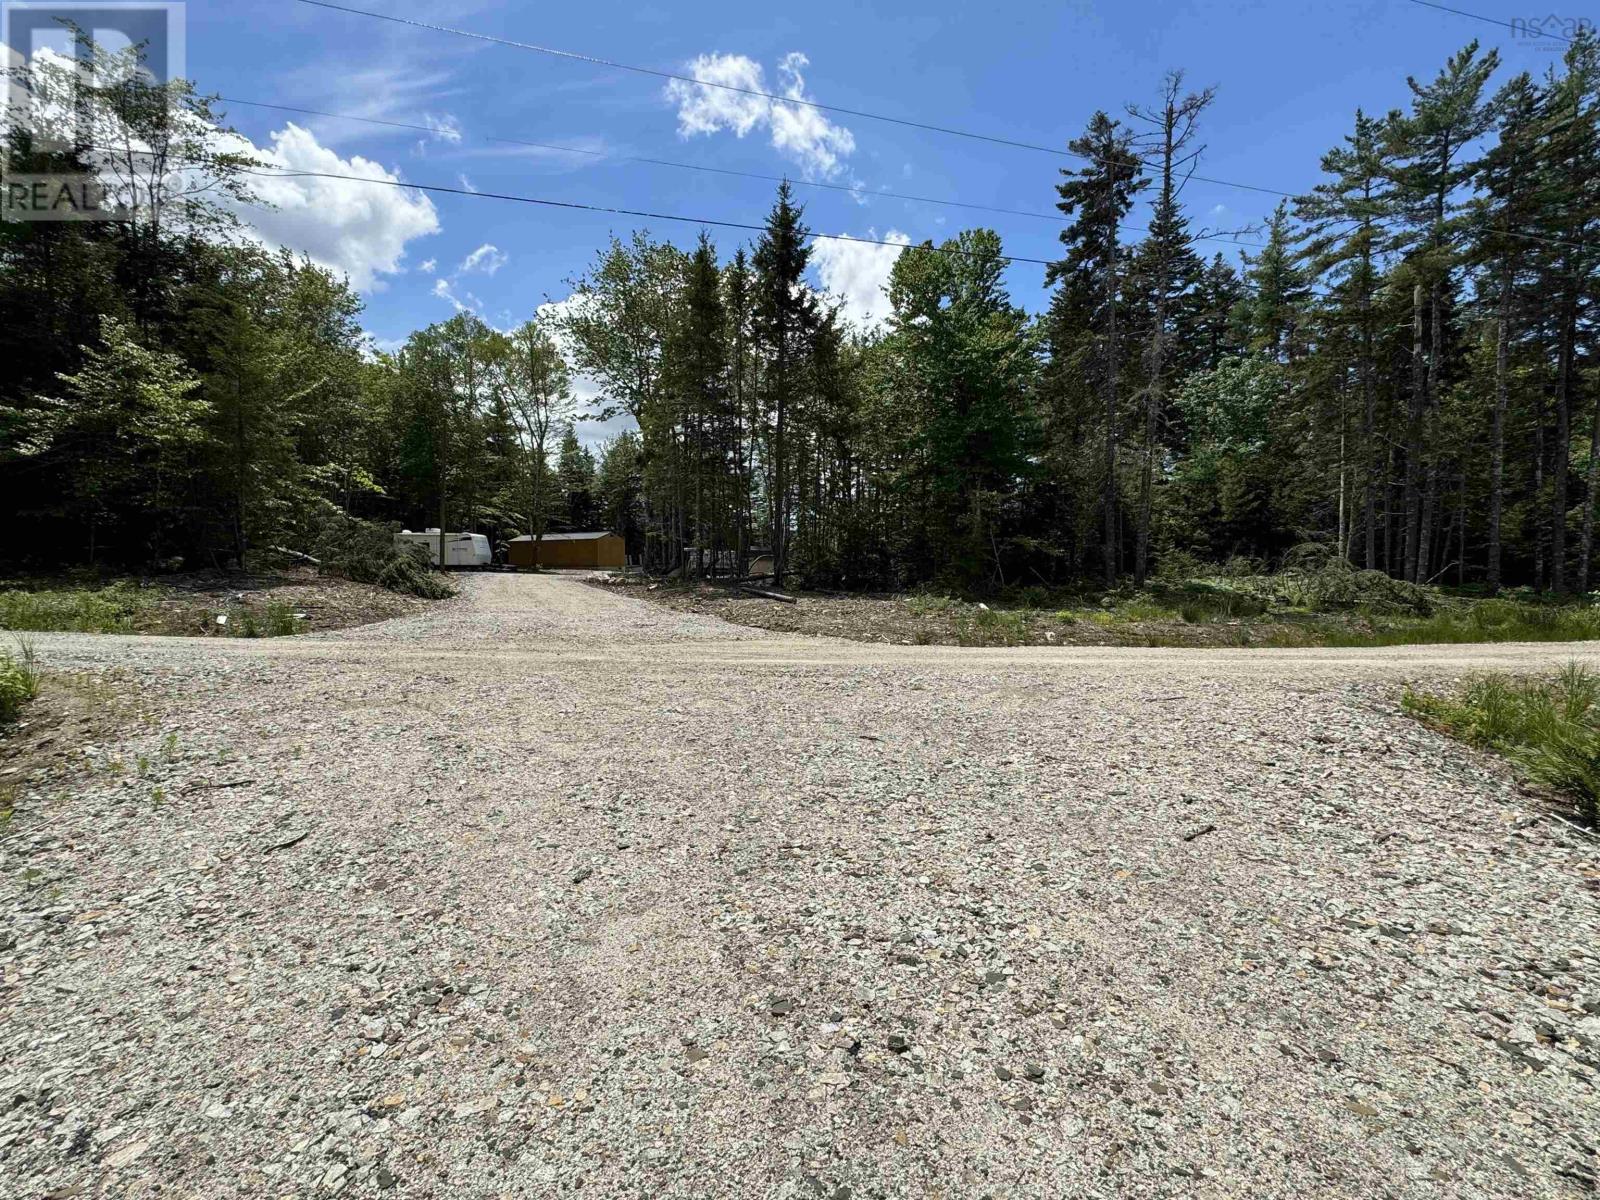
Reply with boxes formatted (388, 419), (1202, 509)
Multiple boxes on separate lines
(3, 573), (1597, 1199)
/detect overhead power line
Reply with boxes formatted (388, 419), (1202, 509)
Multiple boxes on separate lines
(221, 160), (1063, 267)
(293, 0), (1294, 198)
(218, 95), (1266, 248)
(1400, 0), (1580, 44)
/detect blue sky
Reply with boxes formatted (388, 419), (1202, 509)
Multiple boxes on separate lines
(168, 0), (1572, 431)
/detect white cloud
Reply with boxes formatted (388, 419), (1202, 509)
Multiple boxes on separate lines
(810, 229), (909, 329)
(432, 276), (485, 315)
(664, 51), (855, 179)
(223, 123), (439, 292)
(457, 173), (478, 194)
(1, 45), (436, 292)
(419, 258), (437, 274)
(459, 243), (508, 275)
(360, 331), (406, 360)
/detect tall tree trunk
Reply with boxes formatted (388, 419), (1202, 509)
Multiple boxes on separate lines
(1417, 467), (1438, 583)
(1487, 299), (1508, 594)
(1534, 405), (1547, 590)
(1403, 282), (1425, 582)
(773, 350), (788, 589)
(1579, 391), (1600, 594)
(1361, 303), (1378, 570)
(1103, 261), (1120, 589)
(1550, 286), (1578, 593)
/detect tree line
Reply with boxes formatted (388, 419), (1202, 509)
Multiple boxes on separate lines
(2, 33), (1597, 595)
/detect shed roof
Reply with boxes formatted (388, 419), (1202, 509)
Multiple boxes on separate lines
(508, 531), (618, 542)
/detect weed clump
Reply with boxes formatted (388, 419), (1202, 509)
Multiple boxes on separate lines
(1405, 663), (1600, 827)
(0, 642), (40, 723)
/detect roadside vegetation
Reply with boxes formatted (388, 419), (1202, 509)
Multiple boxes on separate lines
(0, 561), (441, 639)
(615, 549), (1600, 649)
(1405, 665), (1600, 828)
(0, 641), (39, 724)
(7, 36), (1600, 617)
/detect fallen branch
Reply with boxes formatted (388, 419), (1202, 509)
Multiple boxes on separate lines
(738, 586), (797, 604)
(1182, 823), (1217, 842)
(268, 545), (321, 566)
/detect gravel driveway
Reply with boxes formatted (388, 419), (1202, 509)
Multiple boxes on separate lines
(3, 573), (1597, 1199)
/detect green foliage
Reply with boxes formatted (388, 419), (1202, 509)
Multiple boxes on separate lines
(3, 31), (1600, 604)
(0, 581), (153, 632)
(0, 643), (39, 723)
(1325, 602), (1600, 646)
(1404, 664), (1600, 825)
(1261, 547), (1434, 615)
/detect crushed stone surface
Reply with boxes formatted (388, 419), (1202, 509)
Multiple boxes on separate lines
(2, 573), (1597, 1198)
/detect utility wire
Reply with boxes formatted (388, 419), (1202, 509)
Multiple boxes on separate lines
(214, 94), (1588, 254)
(293, 0), (1294, 198)
(218, 95), (1267, 248)
(97, 149), (1062, 267)
(1400, 0), (1580, 44)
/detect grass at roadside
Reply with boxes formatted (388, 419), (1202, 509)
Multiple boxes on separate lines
(0, 640), (40, 723)
(1404, 664), (1600, 828)
(615, 568), (1600, 651)
(0, 580), (307, 637)
(0, 570), (442, 638)
(0, 580), (155, 633)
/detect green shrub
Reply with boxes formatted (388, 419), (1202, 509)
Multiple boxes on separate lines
(955, 607), (1028, 646)
(1404, 664), (1600, 827)
(263, 601), (300, 637)
(0, 644), (40, 723)
(0, 581), (153, 632)
(1259, 549), (1433, 615)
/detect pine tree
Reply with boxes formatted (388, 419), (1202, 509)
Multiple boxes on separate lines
(1049, 112), (1147, 586)
(1298, 110), (1393, 568)
(1127, 72), (1214, 582)
(668, 233), (730, 573)
(752, 183), (818, 586)
(1470, 74), (1543, 592)
(1385, 41), (1499, 583)
(1238, 202), (1309, 364)
(556, 428), (597, 530)
(1534, 31), (1600, 590)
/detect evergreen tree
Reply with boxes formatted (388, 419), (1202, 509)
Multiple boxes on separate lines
(752, 183), (818, 586)
(1127, 72), (1214, 581)
(1049, 111), (1146, 586)
(1385, 41), (1499, 583)
(1298, 110), (1394, 567)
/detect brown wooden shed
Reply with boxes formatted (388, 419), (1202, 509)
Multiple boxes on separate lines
(508, 531), (626, 569)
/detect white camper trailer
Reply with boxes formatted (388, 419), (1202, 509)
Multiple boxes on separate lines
(395, 529), (492, 568)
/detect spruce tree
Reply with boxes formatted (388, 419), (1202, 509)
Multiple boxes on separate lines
(752, 183), (818, 586)
(1049, 112), (1146, 586)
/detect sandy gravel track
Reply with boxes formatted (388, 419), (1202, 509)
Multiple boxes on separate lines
(3, 573), (1597, 1199)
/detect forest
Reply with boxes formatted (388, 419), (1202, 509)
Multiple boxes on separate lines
(1, 32), (1597, 597)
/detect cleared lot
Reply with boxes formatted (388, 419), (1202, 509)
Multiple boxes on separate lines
(2, 574), (1597, 1198)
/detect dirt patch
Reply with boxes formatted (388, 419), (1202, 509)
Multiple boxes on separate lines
(0, 669), (149, 832)
(589, 576), (1320, 648)
(143, 569), (438, 634)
